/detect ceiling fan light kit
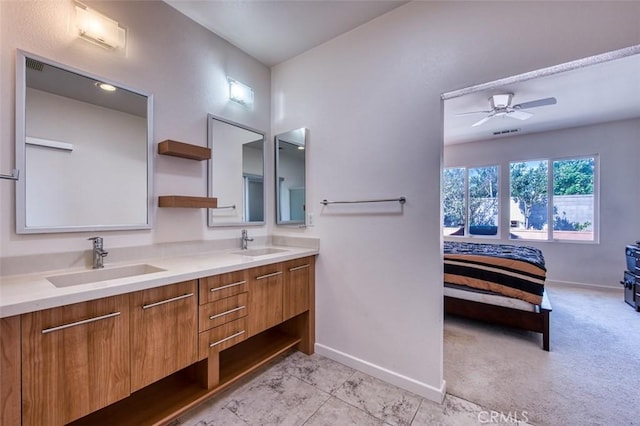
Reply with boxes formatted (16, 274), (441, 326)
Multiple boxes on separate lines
(490, 93), (513, 109)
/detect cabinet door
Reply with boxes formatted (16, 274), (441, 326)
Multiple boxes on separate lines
(21, 295), (130, 426)
(130, 280), (198, 392)
(247, 263), (284, 336)
(283, 257), (313, 321)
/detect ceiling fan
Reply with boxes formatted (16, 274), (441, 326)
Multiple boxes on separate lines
(457, 93), (557, 127)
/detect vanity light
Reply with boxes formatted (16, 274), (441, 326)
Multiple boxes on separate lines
(228, 77), (254, 108)
(75, 2), (126, 49)
(95, 82), (116, 92)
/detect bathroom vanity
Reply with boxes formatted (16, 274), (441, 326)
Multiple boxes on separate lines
(0, 247), (316, 426)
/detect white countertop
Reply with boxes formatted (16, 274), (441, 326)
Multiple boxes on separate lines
(0, 245), (318, 318)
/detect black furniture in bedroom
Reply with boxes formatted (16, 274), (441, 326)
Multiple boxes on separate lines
(621, 243), (640, 311)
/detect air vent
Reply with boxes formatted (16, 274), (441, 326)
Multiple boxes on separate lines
(25, 58), (44, 71)
(493, 128), (520, 136)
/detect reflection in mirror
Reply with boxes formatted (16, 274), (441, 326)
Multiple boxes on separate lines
(207, 115), (265, 226)
(275, 128), (307, 225)
(15, 51), (153, 234)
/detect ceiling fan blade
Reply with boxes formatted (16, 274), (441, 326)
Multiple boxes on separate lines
(507, 110), (533, 120)
(456, 110), (493, 116)
(471, 115), (494, 127)
(513, 97), (557, 110)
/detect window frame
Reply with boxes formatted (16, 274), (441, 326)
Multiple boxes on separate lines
(548, 154), (599, 244)
(443, 154), (599, 244)
(442, 164), (501, 239)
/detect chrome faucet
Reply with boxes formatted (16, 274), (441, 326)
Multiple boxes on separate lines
(88, 237), (108, 269)
(241, 229), (253, 250)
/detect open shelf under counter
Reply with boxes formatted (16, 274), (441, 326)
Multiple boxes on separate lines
(158, 196), (218, 208)
(157, 140), (211, 161)
(69, 329), (301, 426)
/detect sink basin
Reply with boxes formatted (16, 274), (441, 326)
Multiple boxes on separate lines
(47, 264), (166, 287)
(233, 247), (289, 257)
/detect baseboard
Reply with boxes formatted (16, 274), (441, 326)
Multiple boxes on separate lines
(315, 343), (446, 403)
(546, 279), (623, 292)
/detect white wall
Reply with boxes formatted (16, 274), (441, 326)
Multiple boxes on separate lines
(272, 1), (640, 401)
(0, 0), (271, 256)
(445, 119), (640, 288)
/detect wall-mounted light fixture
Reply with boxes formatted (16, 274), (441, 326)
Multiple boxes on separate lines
(227, 77), (254, 108)
(75, 2), (126, 49)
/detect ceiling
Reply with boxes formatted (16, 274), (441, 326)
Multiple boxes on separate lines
(163, 2), (639, 145)
(164, 0), (407, 67)
(26, 57), (147, 117)
(444, 50), (640, 145)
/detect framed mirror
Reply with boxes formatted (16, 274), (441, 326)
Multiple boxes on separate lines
(15, 50), (153, 234)
(207, 114), (266, 226)
(275, 128), (307, 225)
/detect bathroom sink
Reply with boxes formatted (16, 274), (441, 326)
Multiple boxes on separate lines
(47, 264), (166, 288)
(233, 247), (289, 257)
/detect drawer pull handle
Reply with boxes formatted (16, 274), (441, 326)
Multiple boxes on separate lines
(143, 293), (194, 310)
(289, 264), (310, 272)
(209, 305), (246, 320)
(210, 280), (246, 292)
(42, 312), (120, 334)
(209, 330), (245, 347)
(256, 271), (282, 280)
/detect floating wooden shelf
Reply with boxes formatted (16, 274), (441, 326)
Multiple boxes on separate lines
(69, 330), (301, 426)
(158, 196), (218, 208)
(158, 140), (211, 161)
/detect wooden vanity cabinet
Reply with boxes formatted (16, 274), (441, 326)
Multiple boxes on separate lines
(3, 255), (315, 426)
(247, 263), (284, 336)
(20, 294), (130, 426)
(283, 257), (313, 320)
(130, 280), (198, 392)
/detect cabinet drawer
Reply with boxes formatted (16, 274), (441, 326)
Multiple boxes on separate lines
(199, 317), (247, 356)
(199, 292), (248, 331)
(199, 270), (248, 304)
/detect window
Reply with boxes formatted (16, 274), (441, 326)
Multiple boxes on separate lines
(444, 156), (596, 242)
(509, 160), (548, 240)
(552, 158), (595, 241)
(443, 167), (465, 236)
(468, 166), (499, 236)
(442, 166), (499, 237)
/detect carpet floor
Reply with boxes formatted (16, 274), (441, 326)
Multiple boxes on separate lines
(444, 284), (639, 426)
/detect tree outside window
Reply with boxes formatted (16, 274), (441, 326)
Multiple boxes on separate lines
(510, 160), (548, 240)
(468, 166), (498, 236)
(443, 167), (465, 236)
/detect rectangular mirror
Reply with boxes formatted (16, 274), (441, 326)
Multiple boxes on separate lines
(207, 114), (265, 226)
(275, 128), (307, 225)
(15, 51), (153, 234)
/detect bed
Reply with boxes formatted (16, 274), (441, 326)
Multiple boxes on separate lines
(443, 241), (552, 351)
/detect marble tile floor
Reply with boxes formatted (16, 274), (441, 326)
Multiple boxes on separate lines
(177, 351), (531, 426)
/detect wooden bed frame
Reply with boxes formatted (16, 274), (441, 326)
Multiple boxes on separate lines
(444, 290), (552, 351)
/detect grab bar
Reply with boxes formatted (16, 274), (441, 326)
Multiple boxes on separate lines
(0, 169), (19, 181)
(321, 197), (406, 206)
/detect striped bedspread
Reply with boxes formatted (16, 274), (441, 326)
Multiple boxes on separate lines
(444, 241), (546, 305)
